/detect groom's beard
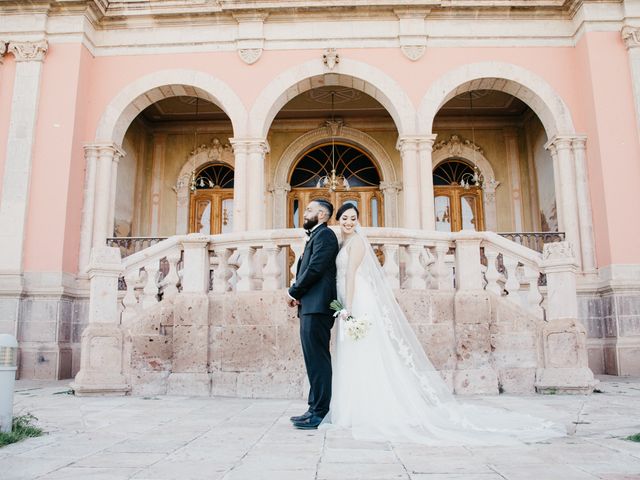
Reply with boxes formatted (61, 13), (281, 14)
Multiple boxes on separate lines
(303, 215), (319, 231)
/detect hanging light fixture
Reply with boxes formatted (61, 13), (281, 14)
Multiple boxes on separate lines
(316, 90), (350, 192)
(460, 91), (484, 190)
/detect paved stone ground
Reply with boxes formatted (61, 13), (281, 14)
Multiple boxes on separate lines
(1, 376), (640, 480)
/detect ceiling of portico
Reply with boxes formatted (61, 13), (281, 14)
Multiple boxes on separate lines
(140, 87), (530, 124)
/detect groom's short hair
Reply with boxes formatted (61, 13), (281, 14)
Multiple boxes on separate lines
(313, 199), (334, 219)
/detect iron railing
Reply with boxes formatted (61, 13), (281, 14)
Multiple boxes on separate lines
(497, 232), (564, 253)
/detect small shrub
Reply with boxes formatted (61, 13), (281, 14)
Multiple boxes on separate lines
(626, 433), (640, 443)
(0, 413), (44, 448)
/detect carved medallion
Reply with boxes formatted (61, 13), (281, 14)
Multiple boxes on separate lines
(238, 48), (262, 65)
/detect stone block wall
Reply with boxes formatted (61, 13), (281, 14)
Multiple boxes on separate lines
(126, 288), (548, 397)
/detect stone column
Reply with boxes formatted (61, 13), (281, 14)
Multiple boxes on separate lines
(622, 26), (640, 140)
(246, 139), (269, 231)
(78, 145), (99, 274)
(504, 128), (524, 231)
(482, 178), (500, 232)
(536, 242), (597, 394)
(547, 144), (564, 230)
(572, 136), (597, 273)
(546, 136), (581, 267)
(396, 137), (420, 229)
(149, 134), (165, 236)
(230, 139), (248, 232)
(0, 40), (48, 285)
(169, 234), (211, 395)
(92, 144), (124, 248)
(71, 246), (130, 396)
(107, 150), (122, 239)
(452, 232), (498, 395)
(379, 181), (402, 228)
(269, 182), (291, 229)
(418, 134), (438, 230)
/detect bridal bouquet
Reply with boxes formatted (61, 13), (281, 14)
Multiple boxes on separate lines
(330, 299), (371, 341)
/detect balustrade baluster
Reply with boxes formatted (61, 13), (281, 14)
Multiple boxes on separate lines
(263, 244), (282, 291)
(212, 247), (231, 293)
(502, 255), (521, 305)
(405, 244), (425, 289)
(289, 241), (304, 286)
(420, 246), (435, 289)
(161, 250), (181, 297)
(523, 265), (543, 317)
(431, 242), (452, 290)
(484, 248), (502, 296)
(382, 244), (400, 289)
(141, 262), (160, 309)
(122, 270), (141, 321)
(236, 246), (255, 292)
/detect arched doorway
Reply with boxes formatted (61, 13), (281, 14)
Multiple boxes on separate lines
(433, 159), (484, 232)
(287, 142), (383, 227)
(189, 162), (235, 234)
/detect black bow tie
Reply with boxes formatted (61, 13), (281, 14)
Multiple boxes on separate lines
(305, 229), (312, 237)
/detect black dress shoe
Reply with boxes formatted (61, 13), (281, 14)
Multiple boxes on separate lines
(293, 414), (324, 430)
(290, 411), (312, 423)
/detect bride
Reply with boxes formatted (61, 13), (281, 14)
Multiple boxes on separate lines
(322, 203), (566, 445)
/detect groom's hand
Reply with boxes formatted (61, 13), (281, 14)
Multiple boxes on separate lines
(286, 293), (300, 308)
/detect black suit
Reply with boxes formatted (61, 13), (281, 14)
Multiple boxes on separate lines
(288, 223), (339, 417)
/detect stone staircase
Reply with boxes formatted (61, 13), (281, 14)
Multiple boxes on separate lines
(71, 228), (597, 397)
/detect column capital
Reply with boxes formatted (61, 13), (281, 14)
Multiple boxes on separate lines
(622, 25), (640, 50)
(8, 40), (48, 62)
(379, 180), (403, 193)
(571, 135), (588, 151)
(85, 142), (125, 159)
(268, 182), (291, 193)
(0, 41), (7, 60)
(396, 136), (420, 152)
(544, 135), (576, 152)
(230, 138), (269, 155)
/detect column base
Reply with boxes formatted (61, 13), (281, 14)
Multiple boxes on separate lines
(535, 367), (598, 394)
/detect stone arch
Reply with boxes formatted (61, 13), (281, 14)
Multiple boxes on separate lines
(175, 139), (235, 235)
(95, 69), (248, 145)
(418, 62), (576, 138)
(431, 136), (500, 231)
(249, 58), (416, 138)
(270, 125), (400, 228)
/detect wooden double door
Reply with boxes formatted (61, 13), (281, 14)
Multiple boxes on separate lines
(434, 186), (484, 232)
(189, 189), (234, 234)
(287, 187), (383, 228)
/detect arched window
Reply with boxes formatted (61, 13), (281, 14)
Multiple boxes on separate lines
(433, 159), (484, 232)
(194, 162), (234, 189)
(290, 143), (381, 188)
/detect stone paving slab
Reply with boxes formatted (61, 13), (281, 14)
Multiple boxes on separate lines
(1, 377), (640, 479)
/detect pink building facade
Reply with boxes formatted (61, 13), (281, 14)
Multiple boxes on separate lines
(0, 1), (639, 392)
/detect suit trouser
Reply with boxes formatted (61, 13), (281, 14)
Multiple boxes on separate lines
(300, 313), (334, 417)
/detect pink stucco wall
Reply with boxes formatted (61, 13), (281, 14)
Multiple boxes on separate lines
(0, 54), (16, 202)
(17, 34), (640, 274)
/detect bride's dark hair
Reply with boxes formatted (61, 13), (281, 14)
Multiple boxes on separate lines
(335, 203), (360, 221)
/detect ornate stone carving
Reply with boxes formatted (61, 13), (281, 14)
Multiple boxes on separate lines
(482, 177), (500, 194)
(323, 48), (339, 70)
(189, 137), (232, 159)
(238, 48), (262, 65)
(8, 40), (48, 62)
(542, 241), (575, 262)
(379, 180), (403, 193)
(433, 134), (483, 156)
(401, 45), (425, 61)
(324, 119), (344, 137)
(268, 183), (291, 194)
(622, 25), (640, 50)
(0, 41), (7, 59)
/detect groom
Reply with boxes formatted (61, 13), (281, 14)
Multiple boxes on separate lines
(287, 199), (339, 430)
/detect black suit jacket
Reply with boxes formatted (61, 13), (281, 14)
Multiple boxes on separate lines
(288, 223), (339, 316)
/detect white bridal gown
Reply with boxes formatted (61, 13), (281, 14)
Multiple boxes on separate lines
(322, 232), (566, 445)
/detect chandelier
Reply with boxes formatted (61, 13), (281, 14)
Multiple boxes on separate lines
(460, 91), (484, 190)
(172, 97), (217, 193)
(316, 91), (350, 192)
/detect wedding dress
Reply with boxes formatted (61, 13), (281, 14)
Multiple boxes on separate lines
(322, 228), (566, 445)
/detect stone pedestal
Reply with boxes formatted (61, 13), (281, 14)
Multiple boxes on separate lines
(71, 247), (130, 396)
(535, 242), (597, 394)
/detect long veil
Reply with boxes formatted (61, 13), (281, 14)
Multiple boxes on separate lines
(343, 225), (566, 444)
(354, 225), (456, 408)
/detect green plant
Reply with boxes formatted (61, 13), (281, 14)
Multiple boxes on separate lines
(625, 433), (640, 443)
(0, 413), (44, 448)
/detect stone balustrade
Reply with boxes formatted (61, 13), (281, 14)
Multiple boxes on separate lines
(73, 228), (596, 396)
(116, 228), (565, 321)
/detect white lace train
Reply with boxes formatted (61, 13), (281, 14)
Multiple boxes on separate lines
(321, 230), (566, 445)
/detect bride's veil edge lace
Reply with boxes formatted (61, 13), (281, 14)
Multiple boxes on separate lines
(354, 225), (456, 406)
